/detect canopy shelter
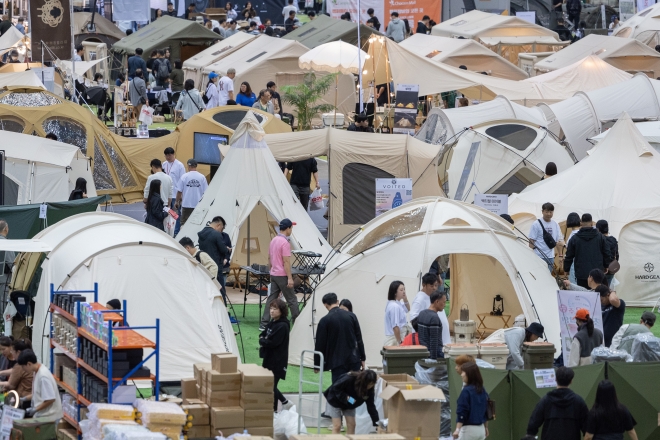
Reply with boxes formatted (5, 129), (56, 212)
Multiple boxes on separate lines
(264, 128), (444, 245)
(177, 112), (331, 269)
(182, 32), (257, 88)
(111, 16), (219, 64)
(0, 71), (44, 89)
(399, 34), (529, 80)
(431, 10), (566, 63)
(439, 120), (576, 202)
(0, 27), (29, 60)
(282, 15), (380, 49)
(288, 197), (563, 365)
(201, 35), (356, 122)
(509, 114), (660, 306)
(534, 34), (660, 76)
(31, 212), (238, 381)
(614, 3), (660, 48)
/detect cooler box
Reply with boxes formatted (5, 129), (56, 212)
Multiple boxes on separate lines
(522, 342), (555, 370)
(322, 112), (344, 127)
(478, 343), (509, 369)
(380, 345), (430, 375)
(443, 343), (479, 360)
(10, 418), (57, 440)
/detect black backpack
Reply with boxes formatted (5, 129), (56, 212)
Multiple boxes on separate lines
(538, 219), (557, 249)
(156, 59), (170, 80)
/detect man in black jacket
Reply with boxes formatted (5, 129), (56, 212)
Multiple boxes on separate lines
(314, 293), (366, 383)
(198, 216), (230, 303)
(527, 367), (588, 440)
(563, 213), (612, 289)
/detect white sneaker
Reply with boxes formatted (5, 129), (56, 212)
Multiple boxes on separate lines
(282, 400), (295, 411)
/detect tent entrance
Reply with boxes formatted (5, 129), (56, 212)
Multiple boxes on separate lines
(231, 202), (278, 269)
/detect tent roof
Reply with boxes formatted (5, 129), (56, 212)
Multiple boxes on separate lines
(613, 3), (660, 42)
(283, 15), (380, 49)
(182, 32), (257, 72)
(0, 71), (44, 89)
(431, 10), (559, 39)
(111, 16), (218, 55)
(73, 12), (126, 41)
(0, 130), (81, 166)
(0, 26), (27, 57)
(590, 120), (660, 144)
(0, 239), (52, 252)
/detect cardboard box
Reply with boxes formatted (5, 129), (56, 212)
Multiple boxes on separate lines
(240, 366), (274, 393)
(379, 385), (445, 439)
(244, 409), (273, 428)
(186, 424), (211, 437)
(183, 398), (204, 406)
(212, 353), (239, 373)
(290, 436), (349, 440)
(241, 392), (274, 410)
(207, 389), (240, 408)
(181, 377), (197, 401)
(194, 363), (212, 384)
(212, 406), (244, 428)
(234, 437), (274, 440)
(182, 403), (210, 425)
(208, 371), (242, 391)
(378, 374), (419, 388)
(248, 426), (275, 436)
(347, 436), (405, 440)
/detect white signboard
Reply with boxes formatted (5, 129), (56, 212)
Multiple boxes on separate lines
(516, 11), (536, 24)
(619, 0), (635, 21)
(376, 178), (412, 217)
(113, 0), (150, 22)
(0, 406), (24, 440)
(556, 290), (604, 363)
(474, 194), (508, 215)
(637, 0), (654, 15)
(31, 67), (55, 94)
(39, 204), (47, 219)
(533, 368), (557, 388)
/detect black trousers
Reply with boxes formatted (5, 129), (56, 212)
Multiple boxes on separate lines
(274, 377), (287, 411)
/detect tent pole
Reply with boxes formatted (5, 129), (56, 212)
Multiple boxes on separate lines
(333, 75), (338, 127)
(247, 214), (251, 268)
(357, 0), (363, 114)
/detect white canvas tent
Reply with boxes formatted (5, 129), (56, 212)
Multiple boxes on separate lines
(0, 27), (28, 59)
(288, 197), (562, 365)
(177, 112), (331, 267)
(440, 120), (577, 202)
(0, 71), (44, 89)
(32, 212), (237, 381)
(182, 33), (257, 87)
(1, 131), (96, 205)
(614, 3), (660, 48)
(509, 114), (660, 307)
(590, 121), (660, 151)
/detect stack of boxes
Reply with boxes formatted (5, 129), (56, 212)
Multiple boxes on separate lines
(238, 363), (274, 436)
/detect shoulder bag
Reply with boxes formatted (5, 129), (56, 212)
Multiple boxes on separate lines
(538, 219), (557, 249)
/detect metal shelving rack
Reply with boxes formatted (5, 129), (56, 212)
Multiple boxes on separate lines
(49, 283), (160, 437)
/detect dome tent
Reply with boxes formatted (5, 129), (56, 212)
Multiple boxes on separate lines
(288, 197), (562, 365)
(509, 113), (660, 306)
(31, 212), (237, 381)
(614, 3), (660, 48)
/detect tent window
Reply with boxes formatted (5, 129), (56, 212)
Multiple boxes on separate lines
(42, 118), (88, 155)
(475, 212), (516, 236)
(0, 118), (24, 133)
(493, 168), (538, 195)
(297, 26), (318, 37)
(0, 92), (61, 107)
(99, 136), (137, 188)
(246, 52), (267, 62)
(485, 124), (537, 151)
(3, 175), (18, 206)
(345, 206), (427, 256)
(92, 139), (116, 190)
(213, 110), (263, 130)
(342, 163), (394, 225)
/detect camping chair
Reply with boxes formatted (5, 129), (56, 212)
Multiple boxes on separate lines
(168, 92), (181, 121)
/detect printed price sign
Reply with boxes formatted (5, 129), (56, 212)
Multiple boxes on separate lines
(533, 369), (557, 388)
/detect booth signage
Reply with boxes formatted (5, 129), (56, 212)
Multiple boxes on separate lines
(474, 194), (508, 215)
(392, 84), (419, 135)
(376, 178), (412, 217)
(556, 290), (604, 363)
(30, 0), (72, 61)
(533, 368), (557, 388)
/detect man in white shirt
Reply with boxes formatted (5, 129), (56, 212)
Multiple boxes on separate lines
(528, 202), (564, 272)
(19, 349), (62, 421)
(175, 159), (209, 225)
(218, 68), (235, 106)
(282, 0), (297, 19)
(143, 158), (173, 208)
(409, 272), (451, 346)
(163, 147), (186, 234)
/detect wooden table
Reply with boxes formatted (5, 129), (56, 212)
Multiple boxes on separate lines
(476, 313), (512, 339)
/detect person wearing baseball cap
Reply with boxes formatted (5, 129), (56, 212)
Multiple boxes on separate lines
(497, 322), (545, 370)
(567, 309), (603, 367)
(260, 218), (297, 331)
(611, 311), (656, 353)
(205, 72), (220, 110)
(175, 158), (208, 226)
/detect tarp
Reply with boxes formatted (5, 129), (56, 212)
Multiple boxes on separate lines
(614, 3), (660, 48)
(0, 26), (27, 58)
(56, 59), (105, 78)
(283, 15), (380, 49)
(0, 71), (43, 89)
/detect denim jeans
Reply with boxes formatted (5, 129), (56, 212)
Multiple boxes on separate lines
(169, 200), (181, 236)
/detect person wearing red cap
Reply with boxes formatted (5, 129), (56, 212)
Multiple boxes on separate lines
(567, 309), (603, 367)
(260, 218), (298, 331)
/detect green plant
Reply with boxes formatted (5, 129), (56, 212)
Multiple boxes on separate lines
(281, 72), (337, 130)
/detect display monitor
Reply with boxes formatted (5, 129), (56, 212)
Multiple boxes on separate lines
(193, 132), (227, 166)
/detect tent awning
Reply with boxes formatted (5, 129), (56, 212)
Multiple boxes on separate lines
(0, 239), (52, 252)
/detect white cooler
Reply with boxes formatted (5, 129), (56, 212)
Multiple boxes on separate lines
(443, 343), (479, 360)
(322, 112), (344, 127)
(478, 343), (510, 369)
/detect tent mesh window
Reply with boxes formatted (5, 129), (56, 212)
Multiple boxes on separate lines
(345, 206), (427, 256)
(485, 124), (537, 151)
(212, 110), (263, 130)
(3, 175), (18, 206)
(92, 139), (116, 190)
(0, 118), (24, 133)
(475, 212), (516, 236)
(343, 163), (394, 225)
(0, 92), (60, 107)
(42, 118), (88, 154)
(99, 136), (137, 188)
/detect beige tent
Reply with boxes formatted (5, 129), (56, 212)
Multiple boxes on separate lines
(202, 35), (356, 123)
(534, 34), (660, 76)
(73, 12), (126, 47)
(264, 128), (444, 245)
(182, 32), (257, 88)
(614, 3), (660, 48)
(431, 10), (566, 63)
(399, 34), (529, 80)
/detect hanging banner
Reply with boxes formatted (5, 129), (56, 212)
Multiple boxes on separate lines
(619, 0), (635, 21)
(637, 0), (654, 14)
(113, 0), (151, 22)
(556, 290), (604, 363)
(376, 178), (412, 217)
(392, 83), (418, 135)
(474, 194), (508, 215)
(30, 0), (72, 61)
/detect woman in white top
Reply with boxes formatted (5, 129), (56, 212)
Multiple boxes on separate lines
(205, 72), (220, 110)
(383, 280), (410, 346)
(176, 79), (205, 121)
(225, 2), (238, 20)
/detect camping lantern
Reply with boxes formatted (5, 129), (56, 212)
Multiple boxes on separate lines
(491, 294), (504, 316)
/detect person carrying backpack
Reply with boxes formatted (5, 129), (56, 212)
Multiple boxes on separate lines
(153, 49), (172, 87)
(179, 237), (218, 278)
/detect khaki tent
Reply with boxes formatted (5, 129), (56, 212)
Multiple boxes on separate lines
(399, 34), (529, 80)
(74, 12), (126, 47)
(283, 15), (380, 49)
(614, 3), (660, 48)
(534, 34), (660, 76)
(265, 128), (444, 245)
(182, 32), (257, 87)
(202, 35), (356, 122)
(111, 16), (219, 64)
(431, 10), (567, 63)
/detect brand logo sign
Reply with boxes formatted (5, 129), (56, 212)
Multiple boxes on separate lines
(635, 263), (660, 281)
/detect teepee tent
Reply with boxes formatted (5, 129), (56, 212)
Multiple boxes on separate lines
(509, 114), (660, 306)
(590, 121), (660, 152)
(177, 112), (331, 268)
(288, 197), (562, 365)
(614, 3), (660, 48)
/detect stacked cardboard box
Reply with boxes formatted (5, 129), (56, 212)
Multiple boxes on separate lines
(182, 403), (211, 438)
(238, 363), (274, 436)
(379, 384), (445, 440)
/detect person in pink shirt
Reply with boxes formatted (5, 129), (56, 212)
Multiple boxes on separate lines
(260, 218), (298, 331)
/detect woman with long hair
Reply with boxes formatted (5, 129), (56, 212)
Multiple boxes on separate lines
(454, 362), (489, 440)
(2, 339), (32, 397)
(339, 299), (353, 312)
(567, 308), (603, 367)
(259, 298), (293, 412)
(68, 177), (88, 201)
(584, 380), (638, 440)
(235, 81), (256, 107)
(175, 79), (205, 121)
(144, 179), (168, 231)
(324, 369), (379, 434)
(383, 280), (410, 346)
(225, 2), (238, 20)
